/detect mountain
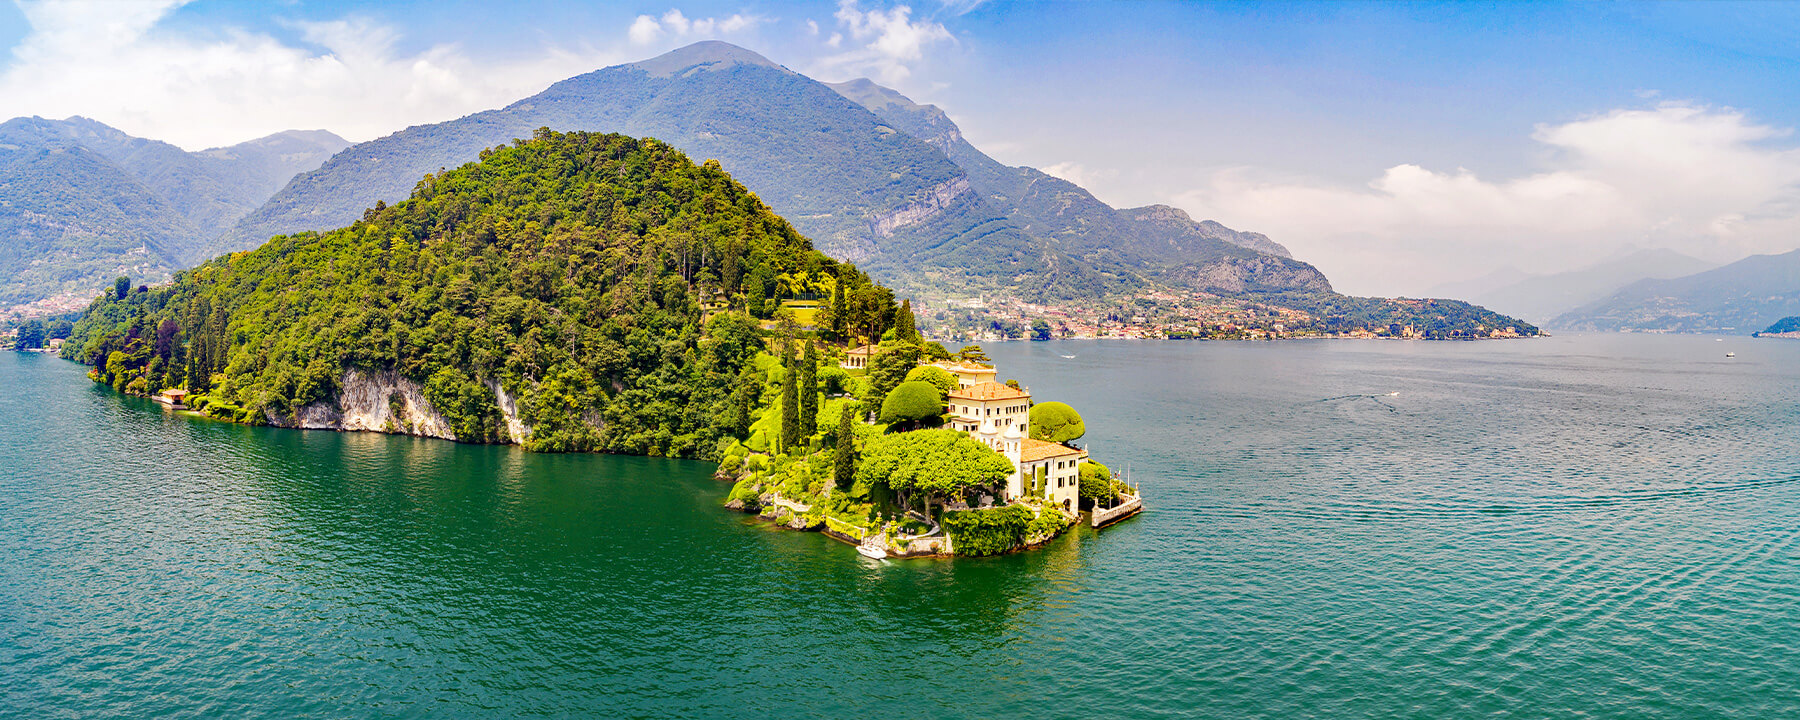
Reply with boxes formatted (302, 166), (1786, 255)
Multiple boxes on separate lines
(219, 41), (1067, 299)
(0, 117), (347, 303)
(65, 130), (910, 457)
(1551, 250), (1800, 333)
(823, 77), (1327, 293)
(222, 42), (1325, 302)
(1459, 248), (1716, 324)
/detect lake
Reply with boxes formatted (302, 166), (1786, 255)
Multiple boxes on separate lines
(4, 334), (1798, 718)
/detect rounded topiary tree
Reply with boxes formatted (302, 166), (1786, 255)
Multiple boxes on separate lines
(1029, 401), (1085, 443)
(879, 380), (944, 426)
(905, 365), (957, 398)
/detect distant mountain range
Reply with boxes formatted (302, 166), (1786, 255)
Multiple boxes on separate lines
(0, 117), (345, 303)
(1434, 248), (1717, 325)
(3, 41), (1535, 338)
(1552, 249), (1800, 333)
(220, 41), (1329, 303)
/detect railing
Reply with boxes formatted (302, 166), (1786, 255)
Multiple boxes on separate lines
(1091, 493), (1143, 528)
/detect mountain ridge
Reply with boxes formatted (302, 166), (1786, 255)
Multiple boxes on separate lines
(1551, 249), (1800, 333)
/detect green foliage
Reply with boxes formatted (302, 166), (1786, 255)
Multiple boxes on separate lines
(833, 404), (856, 489)
(904, 365), (956, 397)
(879, 381), (943, 425)
(1026, 504), (1071, 539)
(798, 340), (819, 435)
(866, 341), (921, 406)
(13, 320), (45, 350)
(895, 298), (918, 342)
(780, 339), (800, 454)
(1079, 461), (1115, 507)
(854, 428), (1012, 499)
(954, 344), (989, 363)
(63, 131), (886, 459)
(1028, 401), (1086, 443)
(942, 504), (1033, 556)
(729, 478), (763, 506)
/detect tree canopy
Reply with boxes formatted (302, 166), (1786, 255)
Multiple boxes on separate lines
(854, 428), (1013, 498)
(879, 380), (943, 425)
(904, 365), (956, 398)
(1078, 460), (1115, 507)
(1028, 401), (1085, 443)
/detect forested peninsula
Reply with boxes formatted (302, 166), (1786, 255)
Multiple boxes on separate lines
(63, 129), (1135, 557)
(63, 130), (906, 457)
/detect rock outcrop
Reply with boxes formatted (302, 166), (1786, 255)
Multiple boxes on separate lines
(867, 176), (971, 238)
(1169, 255), (1334, 294)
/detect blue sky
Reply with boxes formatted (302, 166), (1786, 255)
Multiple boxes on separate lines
(2, 0), (1797, 295)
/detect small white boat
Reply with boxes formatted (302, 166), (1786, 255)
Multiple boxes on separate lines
(1726, 352), (1736, 358)
(857, 544), (887, 560)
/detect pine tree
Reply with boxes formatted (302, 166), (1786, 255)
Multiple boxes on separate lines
(896, 298), (918, 342)
(833, 405), (855, 489)
(800, 340), (820, 433)
(780, 337), (799, 454)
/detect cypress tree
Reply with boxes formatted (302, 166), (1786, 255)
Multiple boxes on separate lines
(896, 298), (918, 342)
(834, 405), (855, 489)
(829, 270), (847, 339)
(799, 340), (818, 434)
(780, 337), (799, 453)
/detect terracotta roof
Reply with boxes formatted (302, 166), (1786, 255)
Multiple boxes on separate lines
(846, 344), (876, 356)
(948, 381), (1030, 401)
(1020, 438), (1083, 462)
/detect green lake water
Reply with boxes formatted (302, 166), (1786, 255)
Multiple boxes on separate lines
(3, 334), (1798, 718)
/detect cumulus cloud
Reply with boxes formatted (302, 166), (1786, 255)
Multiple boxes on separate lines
(626, 9), (762, 46)
(812, 0), (954, 83)
(1172, 103), (1800, 296)
(0, 0), (627, 150)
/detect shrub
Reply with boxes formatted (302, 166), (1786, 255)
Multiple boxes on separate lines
(1029, 401), (1085, 443)
(1078, 461), (1115, 507)
(729, 478), (762, 505)
(942, 505), (1034, 556)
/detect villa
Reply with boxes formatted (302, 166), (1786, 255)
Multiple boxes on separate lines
(945, 378), (1085, 513)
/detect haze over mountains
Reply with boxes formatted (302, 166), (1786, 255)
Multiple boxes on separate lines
(1552, 250), (1800, 333)
(221, 41), (1331, 304)
(0, 117), (346, 303)
(1430, 248), (1717, 325)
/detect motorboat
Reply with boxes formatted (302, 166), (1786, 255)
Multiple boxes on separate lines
(857, 543), (887, 560)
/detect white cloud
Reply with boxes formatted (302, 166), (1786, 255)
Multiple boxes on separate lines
(1171, 103), (1800, 296)
(1041, 161), (1115, 189)
(813, 0), (953, 83)
(0, 1), (632, 150)
(626, 9), (763, 46)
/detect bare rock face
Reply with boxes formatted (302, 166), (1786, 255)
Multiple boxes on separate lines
(1170, 256), (1333, 294)
(267, 368), (457, 439)
(868, 176), (971, 238)
(725, 499), (746, 511)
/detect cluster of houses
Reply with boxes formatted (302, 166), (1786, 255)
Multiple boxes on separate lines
(844, 347), (1088, 515)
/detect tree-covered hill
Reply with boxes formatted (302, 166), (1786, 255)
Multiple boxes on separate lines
(65, 130), (909, 458)
(217, 41), (1075, 301)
